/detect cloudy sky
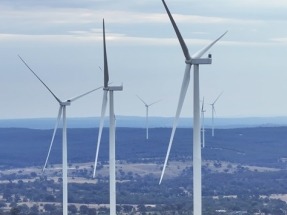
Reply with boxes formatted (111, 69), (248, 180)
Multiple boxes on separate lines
(0, 0), (287, 119)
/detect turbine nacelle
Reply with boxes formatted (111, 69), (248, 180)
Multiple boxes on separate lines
(61, 101), (71, 106)
(185, 58), (212, 65)
(106, 85), (123, 91)
(185, 51), (213, 65)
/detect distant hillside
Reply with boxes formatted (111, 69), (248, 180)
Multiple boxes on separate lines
(1, 127), (287, 169)
(1, 116), (287, 129)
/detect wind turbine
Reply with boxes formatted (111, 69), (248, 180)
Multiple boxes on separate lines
(210, 92), (223, 137)
(18, 55), (101, 215)
(159, 1), (227, 215)
(137, 95), (160, 140)
(201, 97), (206, 148)
(93, 19), (123, 215)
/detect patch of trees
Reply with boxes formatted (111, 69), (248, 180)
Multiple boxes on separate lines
(2, 127), (287, 169)
(2, 168), (287, 214)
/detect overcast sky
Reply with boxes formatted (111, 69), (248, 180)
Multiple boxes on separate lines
(0, 0), (287, 119)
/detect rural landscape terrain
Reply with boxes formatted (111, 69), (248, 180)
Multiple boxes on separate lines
(1, 125), (287, 214)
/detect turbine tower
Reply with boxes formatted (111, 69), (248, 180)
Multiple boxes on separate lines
(159, 1), (227, 215)
(201, 97), (206, 148)
(18, 56), (101, 215)
(93, 19), (123, 215)
(210, 92), (223, 137)
(137, 95), (160, 140)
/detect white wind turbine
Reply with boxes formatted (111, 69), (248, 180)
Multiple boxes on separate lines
(18, 55), (101, 215)
(159, 1), (227, 215)
(137, 95), (161, 140)
(210, 92), (223, 137)
(93, 19), (123, 215)
(201, 97), (206, 148)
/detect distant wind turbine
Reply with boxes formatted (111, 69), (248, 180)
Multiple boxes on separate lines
(18, 55), (101, 215)
(159, 0), (227, 215)
(137, 95), (161, 140)
(93, 19), (123, 215)
(210, 92), (223, 137)
(201, 97), (206, 148)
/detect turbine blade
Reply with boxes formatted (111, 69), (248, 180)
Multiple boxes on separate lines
(42, 106), (63, 172)
(103, 19), (109, 88)
(161, 0), (191, 61)
(148, 99), (162, 107)
(210, 105), (216, 116)
(68, 86), (102, 102)
(18, 55), (61, 104)
(213, 91), (223, 104)
(136, 95), (147, 106)
(192, 31), (228, 59)
(201, 97), (205, 112)
(159, 64), (191, 184)
(93, 90), (108, 178)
